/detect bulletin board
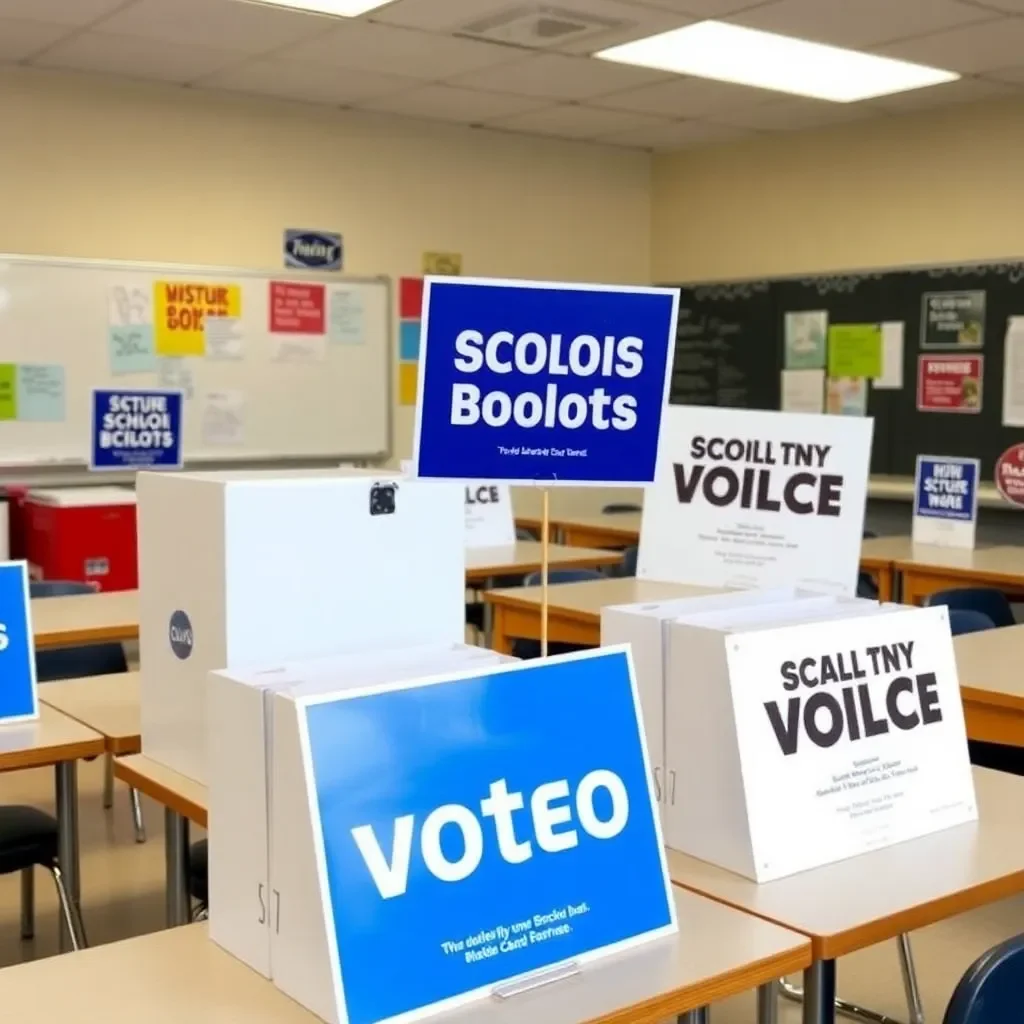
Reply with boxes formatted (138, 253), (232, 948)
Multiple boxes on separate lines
(0, 254), (392, 470)
(666, 260), (1024, 477)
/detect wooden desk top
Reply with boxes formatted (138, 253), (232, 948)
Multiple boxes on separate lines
(114, 754), (207, 828)
(557, 512), (643, 535)
(0, 703), (105, 772)
(893, 543), (1024, 579)
(669, 766), (1024, 960)
(485, 577), (723, 620)
(955, 623), (1024, 712)
(859, 535), (916, 564)
(0, 901), (807, 1024)
(466, 541), (622, 579)
(40, 672), (141, 755)
(31, 589), (139, 649)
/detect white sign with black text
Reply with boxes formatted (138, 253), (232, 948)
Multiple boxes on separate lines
(463, 481), (515, 548)
(638, 406), (873, 595)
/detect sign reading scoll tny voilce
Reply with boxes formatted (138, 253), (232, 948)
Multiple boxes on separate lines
(295, 647), (675, 1024)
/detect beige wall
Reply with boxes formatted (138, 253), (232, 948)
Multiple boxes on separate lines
(652, 97), (1024, 283)
(0, 66), (652, 516)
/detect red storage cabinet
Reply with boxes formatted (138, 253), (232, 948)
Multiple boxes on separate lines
(24, 487), (137, 592)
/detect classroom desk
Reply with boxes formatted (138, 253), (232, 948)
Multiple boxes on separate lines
(40, 672), (140, 756)
(31, 588), (139, 649)
(896, 544), (1024, 606)
(0, 704), (105, 952)
(465, 541), (623, 584)
(668, 766), (1024, 1024)
(516, 511), (641, 547)
(954, 623), (1024, 748)
(2, 897), (810, 1024)
(113, 754), (207, 929)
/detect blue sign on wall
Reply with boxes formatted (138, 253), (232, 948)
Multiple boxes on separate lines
(284, 229), (343, 271)
(90, 389), (184, 471)
(914, 456), (979, 521)
(0, 562), (38, 723)
(412, 278), (678, 485)
(299, 648), (675, 1024)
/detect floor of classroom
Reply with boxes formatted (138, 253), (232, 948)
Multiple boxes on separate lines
(0, 755), (1021, 1019)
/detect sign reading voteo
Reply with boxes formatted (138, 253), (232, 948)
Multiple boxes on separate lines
(638, 406), (873, 595)
(411, 277), (678, 485)
(91, 389), (184, 471)
(725, 606), (976, 881)
(0, 561), (39, 723)
(297, 648), (675, 1024)
(913, 456), (979, 549)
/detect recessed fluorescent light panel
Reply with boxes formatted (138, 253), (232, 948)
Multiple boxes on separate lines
(595, 21), (959, 103)
(243, 0), (393, 16)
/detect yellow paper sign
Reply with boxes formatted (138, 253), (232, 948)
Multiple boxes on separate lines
(154, 281), (241, 357)
(399, 362), (418, 406)
(422, 252), (462, 276)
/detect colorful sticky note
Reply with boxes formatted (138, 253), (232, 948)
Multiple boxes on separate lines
(16, 364), (65, 422)
(399, 320), (421, 361)
(154, 281), (241, 357)
(110, 325), (157, 375)
(828, 324), (883, 378)
(399, 277), (424, 320)
(422, 252), (462, 276)
(0, 364), (16, 420)
(399, 362), (418, 406)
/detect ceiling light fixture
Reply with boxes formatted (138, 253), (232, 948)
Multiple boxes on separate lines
(595, 21), (959, 103)
(242, 0), (395, 16)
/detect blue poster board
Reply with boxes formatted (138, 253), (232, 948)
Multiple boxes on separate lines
(412, 278), (678, 485)
(90, 389), (184, 471)
(298, 648), (674, 1024)
(913, 455), (980, 549)
(0, 562), (39, 723)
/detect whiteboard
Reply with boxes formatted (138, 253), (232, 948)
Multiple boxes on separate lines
(0, 254), (391, 468)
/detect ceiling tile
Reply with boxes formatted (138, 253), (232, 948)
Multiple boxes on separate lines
(731, 0), (995, 49)
(202, 59), (419, 104)
(0, 0), (129, 25)
(96, 0), (333, 54)
(600, 117), (752, 148)
(0, 17), (70, 59)
(444, 51), (672, 100)
(966, 0), (1024, 12)
(876, 16), (1024, 74)
(596, 76), (779, 116)
(867, 74), (1017, 112)
(278, 20), (517, 79)
(621, 0), (768, 14)
(489, 102), (671, 138)
(33, 31), (245, 82)
(711, 96), (875, 130)
(354, 84), (546, 123)
(984, 63), (1024, 83)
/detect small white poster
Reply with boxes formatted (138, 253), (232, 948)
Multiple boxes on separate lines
(464, 481), (515, 548)
(781, 368), (824, 414)
(329, 288), (364, 344)
(638, 405), (873, 595)
(874, 322), (905, 390)
(728, 606), (976, 881)
(205, 316), (244, 360)
(273, 335), (327, 363)
(1002, 317), (1024, 427)
(201, 390), (245, 446)
(157, 357), (195, 400)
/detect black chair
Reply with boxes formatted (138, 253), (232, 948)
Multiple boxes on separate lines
(943, 932), (1024, 1022)
(511, 569), (604, 659)
(601, 503), (641, 515)
(465, 529), (536, 637)
(189, 839), (208, 921)
(926, 587), (1016, 629)
(616, 545), (638, 578)
(948, 609), (996, 636)
(0, 806), (87, 950)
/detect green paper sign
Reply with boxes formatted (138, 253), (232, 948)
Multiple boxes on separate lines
(0, 364), (16, 421)
(828, 324), (883, 378)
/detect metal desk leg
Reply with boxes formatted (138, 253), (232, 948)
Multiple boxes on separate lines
(678, 1008), (710, 1024)
(483, 576), (495, 649)
(803, 961), (837, 1024)
(757, 981), (779, 1024)
(164, 808), (191, 928)
(55, 761), (81, 954)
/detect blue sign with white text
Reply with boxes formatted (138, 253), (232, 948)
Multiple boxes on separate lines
(915, 457), (979, 521)
(300, 649), (674, 1024)
(91, 389), (183, 471)
(0, 562), (38, 722)
(412, 278), (678, 485)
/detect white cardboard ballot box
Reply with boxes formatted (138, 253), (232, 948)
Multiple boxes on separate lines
(138, 468), (465, 783)
(208, 643), (511, 989)
(665, 600), (976, 881)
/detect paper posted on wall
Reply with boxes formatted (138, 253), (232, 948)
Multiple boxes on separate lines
(1002, 317), (1024, 427)
(781, 368), (824, 414)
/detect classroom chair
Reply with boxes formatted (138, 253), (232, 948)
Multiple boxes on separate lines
(189, 840), (208, 922)
(30, 580), (146, 844)
(943, 932), (1024, 1023)
(948, 609), (996, 636)
(465, 528), (535, 637)
(510, 569), (604, 659)
(616, 545), (638, 578)
(0, 806), (88, 950)
(601, 503), (641, 515)
(926, 587), (1016, 629)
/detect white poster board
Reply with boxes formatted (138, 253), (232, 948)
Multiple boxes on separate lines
(638, 406), (873, 595)
(463, 482), (515, 548)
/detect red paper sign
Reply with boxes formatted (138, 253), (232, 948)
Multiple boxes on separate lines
(270, 282), (325, 334)
(996, 443), (1024, 507)
(917, 355), (983, 413)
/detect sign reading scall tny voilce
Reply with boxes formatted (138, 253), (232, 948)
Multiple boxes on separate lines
(411, 277), (678, 486)
(638, 405), (873, 595)
(0, 560), (39, 723)
(297, 647), (675, 1024)
(90, 389), (184, 471)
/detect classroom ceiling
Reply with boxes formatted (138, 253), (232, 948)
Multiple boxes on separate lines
(4, 0), (1024, 150)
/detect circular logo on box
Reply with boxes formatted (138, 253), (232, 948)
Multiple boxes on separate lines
(995, 443), (1024, 508)
(168, 610), (194, 660)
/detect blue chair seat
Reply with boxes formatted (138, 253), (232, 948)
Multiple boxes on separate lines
(927, 587), (1015, 629)
(947, 609), (995, 636)
(944, 932), (1024, 1023)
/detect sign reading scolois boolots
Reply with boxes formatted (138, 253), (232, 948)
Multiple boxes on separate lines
(411, 277), (678, 486)
(295, 647), (675, 1024)
(638, 405), (873, 595)
(707, 605), (975, 882)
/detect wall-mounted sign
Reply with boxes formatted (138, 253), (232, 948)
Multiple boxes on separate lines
(913, 455), (979, 549)
(921, 291), (985, 348)
(284, 230), (343, 272)
(917, 355), (983, 412)
(995, 442), (1024, 508)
